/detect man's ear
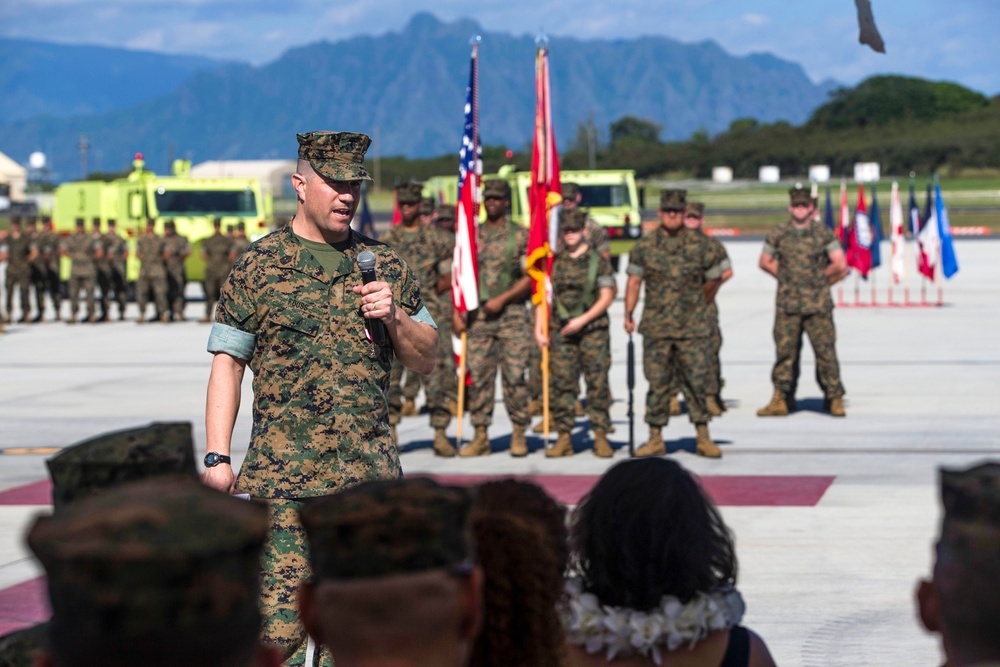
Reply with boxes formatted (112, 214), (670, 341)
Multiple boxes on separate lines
(916, 578), (942, 633)
(298, 580), (324, 645)
(458, 565), (485, 641)
(291, 172), (307, 203)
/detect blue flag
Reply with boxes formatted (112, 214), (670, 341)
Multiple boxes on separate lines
(357, 184), (377, 239)
(935, 182), (959, 278)
(823, 187), (834, 231)
(869, 186), (883, 268)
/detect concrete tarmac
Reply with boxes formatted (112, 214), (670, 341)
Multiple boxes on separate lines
(1, 237), (998, 665)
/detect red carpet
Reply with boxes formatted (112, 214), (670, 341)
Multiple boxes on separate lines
(0, 578), (47, 635)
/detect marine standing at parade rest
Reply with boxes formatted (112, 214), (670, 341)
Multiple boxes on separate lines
(201, 217), (235, 323)
(103, 219), (129, 321)
(664, 201), (733, 416)
(625, 189), (726, 459)
(381, 183), (456, 456)
(203, 130), (437, 666)
(27, 218), (47, 322)
(91, 217), (114, 322)
(136, 219), (170, 323)
(229, 221), (251, 263)
(434, 203), (459, 414)
(757, 186), (848, 417)
(37, 217), (62, 322)
(3, 218), (36, 323)
(535, 208), (617, 458)
(162, 220), (191, 321)
(60, 218), (101, 324)
(453, 178), (533, 458)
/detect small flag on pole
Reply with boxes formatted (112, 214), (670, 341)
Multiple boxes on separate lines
(846, 184), (873, 278)
(838, 181), (850, 248)
(869, 185), (883, 269)
(917, 183), (939, 280)
(936, 181), (959, 279)
(823, 186), (834, 231)
(889, 181), (905, 284)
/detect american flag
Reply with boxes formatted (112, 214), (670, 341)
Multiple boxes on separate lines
(452, 43), (481, 316)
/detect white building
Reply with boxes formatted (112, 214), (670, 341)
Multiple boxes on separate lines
(0, 150), (28, 208)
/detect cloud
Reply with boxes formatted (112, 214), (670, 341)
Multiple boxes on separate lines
(741, 13), (770, 27)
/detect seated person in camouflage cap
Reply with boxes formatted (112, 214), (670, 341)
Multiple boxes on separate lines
(916, 462), (1000, 667)
(26, 476), (279, 667)
(204, 131), (439, 664)
(298, 478), (483, 667)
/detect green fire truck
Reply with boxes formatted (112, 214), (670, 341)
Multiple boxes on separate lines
(52, 154), (273, 281)
(423, 165), (642, 265)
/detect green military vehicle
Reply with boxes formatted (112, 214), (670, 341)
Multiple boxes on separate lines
(52, 154), (272, 281)
(424, 166), (642, 266)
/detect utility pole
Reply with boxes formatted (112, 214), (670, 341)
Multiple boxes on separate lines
(373, 125), (381, 192)
(78, 134), (90, 179)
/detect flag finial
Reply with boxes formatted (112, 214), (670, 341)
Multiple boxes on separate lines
(469, 34), (481, 45)
(536, 29), (549, 48)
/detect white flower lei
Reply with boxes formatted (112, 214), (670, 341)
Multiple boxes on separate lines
(560, 576), (746, 665)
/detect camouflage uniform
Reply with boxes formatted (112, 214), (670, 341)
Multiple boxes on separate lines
(26, 476), (269, 666)
(208, 219), (431, 664)
(136, 230), (169, 320)
(3, 225), (33, 322)
(231, 224), (252, 261)
(162, 226), (191, 319)
(27, 221), (47, 321)
(61, 228), (99, 322)
(466, 213), (531, 429)
(93, 225), (115, 320)
(547, 239), (615, 433)
(37, 222), (62, 320)
(628, 226), (726, 427)
(102, 226), (129, 320)
(201, 229), (234, 320)
(381, 197), (454, 431)
(763, 218), (845, 400)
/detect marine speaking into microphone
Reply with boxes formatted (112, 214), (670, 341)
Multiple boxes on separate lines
(357, 249), (387, 345)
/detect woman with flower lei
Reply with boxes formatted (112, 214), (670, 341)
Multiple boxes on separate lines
(561, 459), (777, 667)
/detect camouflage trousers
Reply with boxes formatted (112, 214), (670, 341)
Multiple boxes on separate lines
(465, 305), (532, 428)
(389, 304), (455, 429)
(771, 310), (845, 399)
(643, 336), (713, 425)
(40, 264), (61, 314)
(136, 272), (168, 317)
(67, 273), (96, 319)
(204, 269), (229, 318)
(666, 319), (724, 397)
(549, 325), (612, 432)
(3, 268), (32, 320)
(96, 267), (126, 318)
(166, 266), (186, 317)
(258, 498), (333, 667)
(527, 307), (543, 401)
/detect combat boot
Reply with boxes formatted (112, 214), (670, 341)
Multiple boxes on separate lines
(829, 396), (846, 417)
(433, 429), (456, 457)
(401, 399), (418, 417)
(634, 427), (666, 457)
(593, 430), (613, 458)
(527, 398), (542, 416)
(695, 423), (722, 458)
(159, 312), (171, 323)
(509, 424), (528, 457)
(756, 388), (788, 417)
(546, 432), (574, 458)
(531, 418), (551, 434)
(459, 426), (491, 457)
(31, 313), (43, 323)
(199, 315), (212, 323)
(705, 395), (723, 417)
(669, 395), (682, 416)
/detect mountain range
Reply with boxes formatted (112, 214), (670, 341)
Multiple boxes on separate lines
(0, 13), (838, 181)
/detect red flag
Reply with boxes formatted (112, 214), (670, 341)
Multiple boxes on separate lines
(525, 46), (561, 306)
(838, 181), (850, 247)
(846, 184), (873, 278)
(390, 189), (402, 226)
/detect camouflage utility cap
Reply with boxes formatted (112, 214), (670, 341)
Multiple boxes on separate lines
(939, 462), (1000, 554)
(396, 182), (424, 205)
(559, 208), (587, 232)
(301, 478), (474, 580)
(420, 197), (436, 216)
(437, 204), (456, 221)
(789, 187), (812, 206)
(483, 179), (511, 200)
(685, 202), (705, 218)
(297, 131), (373, 182)
(46, 422), (198, 510)
(562, 182), (581, 199)
(660, 189), (687, 211)
(27, 477), (269, 646)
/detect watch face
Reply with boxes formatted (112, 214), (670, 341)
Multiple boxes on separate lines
(205, 453), (220, 466)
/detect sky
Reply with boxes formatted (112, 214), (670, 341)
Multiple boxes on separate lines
(2, 0), (998, 95)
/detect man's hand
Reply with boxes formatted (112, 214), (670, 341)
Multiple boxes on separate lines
(453, 310), (467, 335)
(624, 312), (636, 334)
(481, 296), (504, 317)
(353, 280), (396, 324)
(203, 464), (235, 494)
(560, 316), (586, 337)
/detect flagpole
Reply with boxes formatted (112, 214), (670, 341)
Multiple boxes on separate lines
(456, 332), (468, 445)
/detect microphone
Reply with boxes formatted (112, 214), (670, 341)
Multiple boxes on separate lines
(357, 250), (386, 345)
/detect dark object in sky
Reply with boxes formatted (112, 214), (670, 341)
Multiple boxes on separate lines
(855, 0), (886, 53)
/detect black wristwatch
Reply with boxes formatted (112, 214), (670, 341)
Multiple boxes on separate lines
(204, 452), (232, 467)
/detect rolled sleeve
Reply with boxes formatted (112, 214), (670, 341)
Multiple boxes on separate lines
(626, 263), (645, 277)
(207, 322), (256, 360)
(825, 240), (843, 255)
(411, 305), (438, 329)
(705, 262), (726, 281)
(761, 242), (776, 257)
